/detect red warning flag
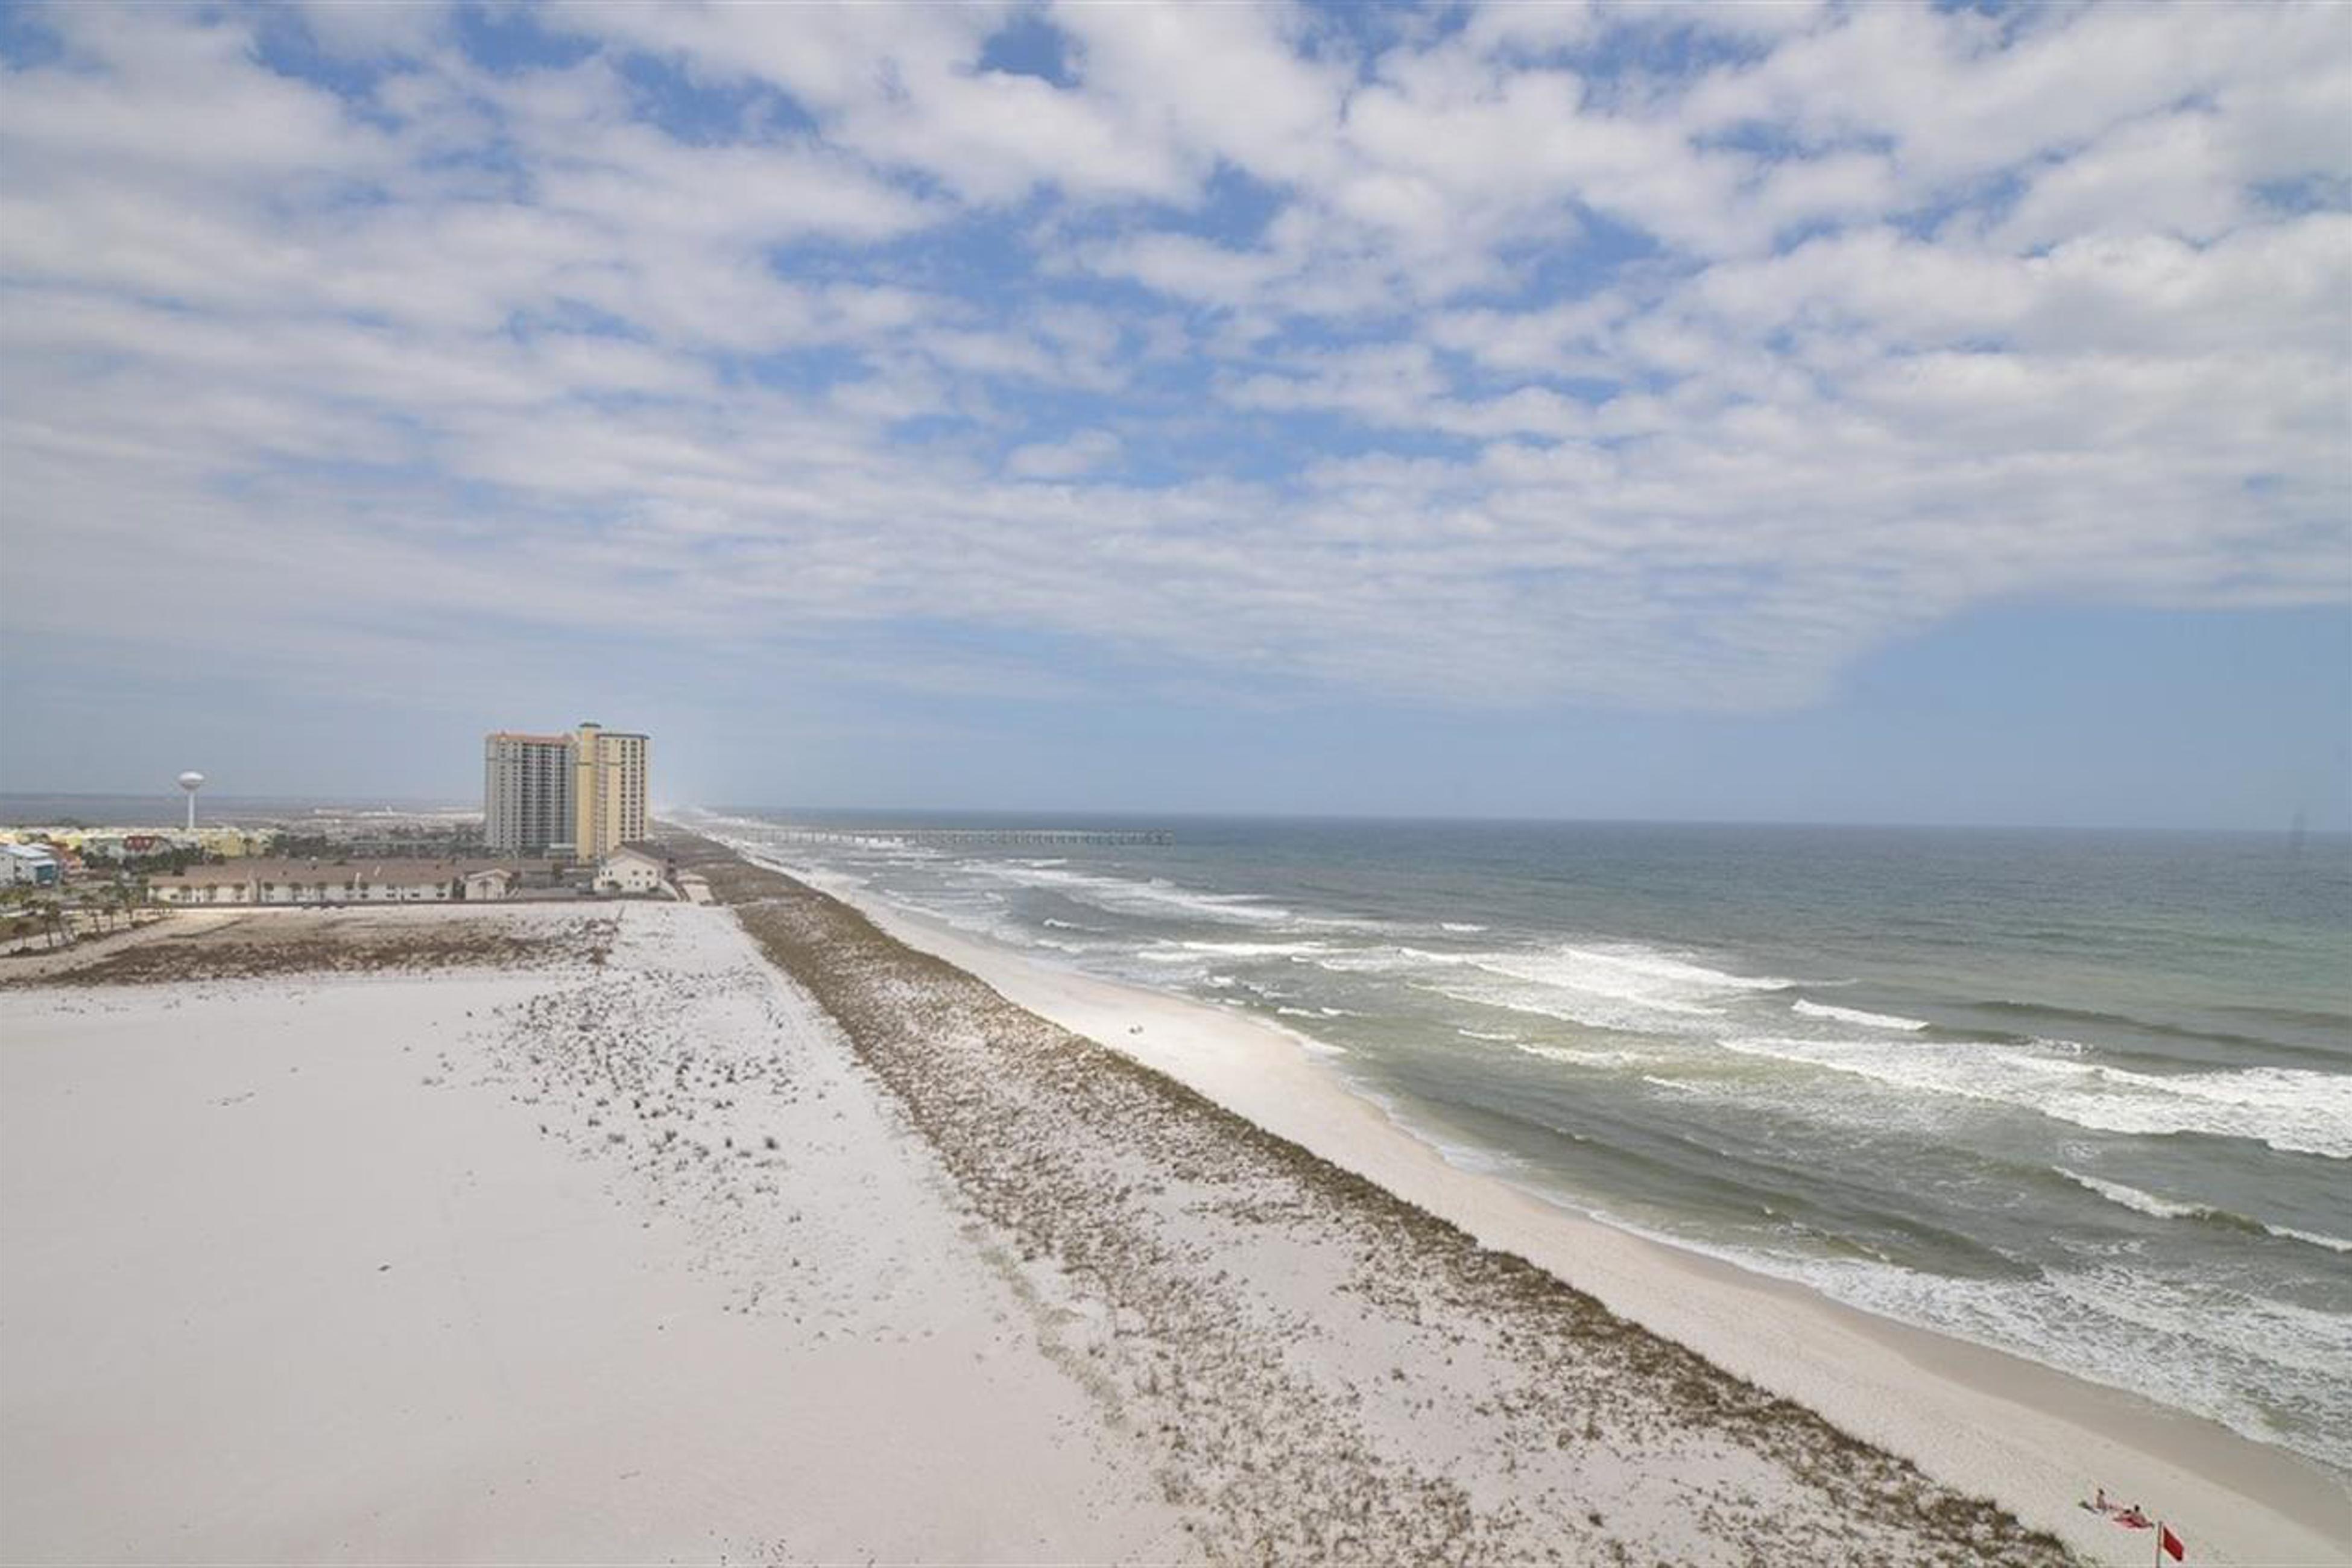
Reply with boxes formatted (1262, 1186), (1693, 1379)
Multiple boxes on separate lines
(2159, 1523), (2186, 1561)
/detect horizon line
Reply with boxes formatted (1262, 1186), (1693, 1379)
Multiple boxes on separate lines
(3, 789), (2341, 838)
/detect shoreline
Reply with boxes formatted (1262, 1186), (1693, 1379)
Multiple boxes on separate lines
(725, 840), (2352, 1564)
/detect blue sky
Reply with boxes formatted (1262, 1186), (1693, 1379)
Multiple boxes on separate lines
(2, 1), (2347, 827)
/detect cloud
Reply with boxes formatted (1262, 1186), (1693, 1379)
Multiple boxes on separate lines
(1005, 429), (1124, 479)
(1, 0), (2345, 727)
(551, 0), (1196, 204)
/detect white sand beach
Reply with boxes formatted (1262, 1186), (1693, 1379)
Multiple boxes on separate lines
(773, 856), (2352, 1567)
(4, 874), (2344, 1564)
(1, 903), (1183, 1563)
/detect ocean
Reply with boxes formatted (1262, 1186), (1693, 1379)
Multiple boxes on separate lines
(700, 809), (2352, 1471)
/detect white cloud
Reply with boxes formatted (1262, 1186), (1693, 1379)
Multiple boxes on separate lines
(0, 0), (2345, 724)
(552, 0), (1194, 204)
(1004, 429), (1124, 479)
(1049, 1), (1350, 189)
(293, 0), (452, 60)
(1, 7), (387, 183)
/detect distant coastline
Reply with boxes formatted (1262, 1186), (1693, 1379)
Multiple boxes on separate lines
(0, 791), (478, 827)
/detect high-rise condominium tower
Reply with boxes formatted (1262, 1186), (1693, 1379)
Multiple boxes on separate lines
(482, 732), (576, 855)
(572, 722), (650, 858)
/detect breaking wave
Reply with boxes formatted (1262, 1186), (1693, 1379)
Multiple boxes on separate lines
(2269, 1225), (2352, 1255)
(1792, 999), (1929, 1031)
(1177, 939), (1332, 958)
(1321, 941), (1801, 1035)
(976, 862), (1299, 925)
(2056, 1167), (2218, 1221)
(1718, 1036), (2352, 1160)
(2056, 1170), (2352, 1253)
(1787, 1257), (2352, 1472)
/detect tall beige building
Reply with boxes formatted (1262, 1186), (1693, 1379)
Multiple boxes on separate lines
(571, 722), (650, 858)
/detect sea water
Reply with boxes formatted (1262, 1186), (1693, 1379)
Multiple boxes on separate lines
(689, 809), (2352, 1473)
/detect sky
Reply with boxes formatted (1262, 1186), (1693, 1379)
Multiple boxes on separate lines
(1, 1), (2347, 829)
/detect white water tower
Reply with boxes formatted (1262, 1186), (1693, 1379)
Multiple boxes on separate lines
(177, 771), (206, 832)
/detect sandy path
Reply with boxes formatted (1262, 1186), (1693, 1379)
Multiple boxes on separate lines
(1, 903), (1184, 1564)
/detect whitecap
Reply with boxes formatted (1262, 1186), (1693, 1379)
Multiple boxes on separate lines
(1792, 999), (1930, 1031)
(2266, 1224), (2352, 1255)
(1516, 1043), (1654, 1070)
(1718, 1035), (2352, 1160)
(970, 862), (1299, 926)
(1178, 939), (1330, 958)
(1778, 1257), (2352, 1472)
(2055, 1168), (2212, 1221)
(1395, 941), (1800, 1034)
(2055, 1171), (2352, 1254)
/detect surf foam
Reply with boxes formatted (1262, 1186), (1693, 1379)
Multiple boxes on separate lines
(1792, 999), (1929, 1031)
(1391, 943), (1799, 1034)
(1718, 1036), (2352, 1160)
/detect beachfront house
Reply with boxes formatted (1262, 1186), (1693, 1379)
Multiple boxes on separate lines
(594, 845), (668, 896)
(4, 844), (60, 887)
(463, 866), (517, 901)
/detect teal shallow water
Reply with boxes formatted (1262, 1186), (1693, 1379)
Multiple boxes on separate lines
(694, 810), (2352, 1472)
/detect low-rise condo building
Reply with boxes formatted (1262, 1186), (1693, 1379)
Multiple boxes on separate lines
(147, 859), (528, 906)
